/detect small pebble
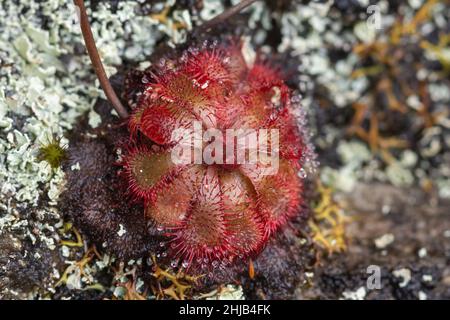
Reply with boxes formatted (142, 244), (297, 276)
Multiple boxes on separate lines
(374, 233), (395, 249)
(393, 268), (412, 288)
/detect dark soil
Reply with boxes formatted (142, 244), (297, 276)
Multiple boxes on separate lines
(299, 183), (450, 300)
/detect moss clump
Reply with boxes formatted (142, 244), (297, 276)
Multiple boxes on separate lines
(37, 136), (67, 169)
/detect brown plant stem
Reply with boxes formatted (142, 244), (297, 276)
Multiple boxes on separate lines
(73, 0), (129, 119)
(199, 0), (259, 31)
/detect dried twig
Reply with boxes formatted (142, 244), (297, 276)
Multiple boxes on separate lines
(199, 0), (259, 31)
(73, 0), (129, 119)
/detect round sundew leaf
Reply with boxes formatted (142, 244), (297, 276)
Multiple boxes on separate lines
(128, 103), (147, 136)
(182, 49), (233, 87)
(247, 63), (287, 95)
(164, 72), (219, 129)
(145, 165), (206, 227)
(212, 94), (245, 130)
(240, 159), (303, 237)
(228, 62), (290, 131)
(219, 170), (264, 256)
(145, 175), (192, 227)
(268, 107), (305, 161)
(153, 72), (208, 106)
(138, 73), (221, 144)
(145, 71), (220, 130)
(124, 148), (181, 199)
(230, 89), (273, 130)
(168, 167), (230, 263)
(190, 99), (218, 129)
(184, 167), (225, 245)
(139, 101), (196, 145)
(224, 42), (248, 83)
